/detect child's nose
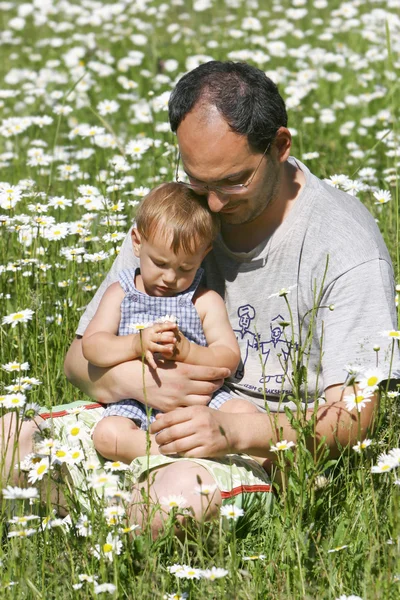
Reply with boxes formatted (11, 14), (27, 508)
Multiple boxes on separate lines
(163, 269), (177, 284)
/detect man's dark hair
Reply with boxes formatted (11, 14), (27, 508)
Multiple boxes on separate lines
(168, 61), (288, 153)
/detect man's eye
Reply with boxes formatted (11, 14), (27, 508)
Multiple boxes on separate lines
(154, 261), (166, 267)
(181, 266), (194, 272)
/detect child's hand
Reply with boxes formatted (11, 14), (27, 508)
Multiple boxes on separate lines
(169, 329), (191, 362)
(138, 322), (178, 369)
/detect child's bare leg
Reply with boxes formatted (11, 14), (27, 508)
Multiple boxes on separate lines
(219, 398), (259, 414)
(92, 416), (162, 463)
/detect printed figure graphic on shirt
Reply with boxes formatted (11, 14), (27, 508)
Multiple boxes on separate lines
(259, 315), (292, 385)
(233, 304), (260, 379)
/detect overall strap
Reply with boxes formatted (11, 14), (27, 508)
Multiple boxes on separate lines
(119, 268), (139, 295)
(182, 268), (205, 302)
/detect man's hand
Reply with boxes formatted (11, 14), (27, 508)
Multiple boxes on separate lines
(150, 405), (240, 458)
(64, 337), (230, 410)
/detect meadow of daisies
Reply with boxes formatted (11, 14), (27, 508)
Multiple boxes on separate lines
(0, 0), (399, 597)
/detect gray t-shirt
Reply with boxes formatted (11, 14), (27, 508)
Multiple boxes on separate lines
(77, 158), (399, 412)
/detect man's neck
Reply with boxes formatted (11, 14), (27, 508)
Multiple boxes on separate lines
(221, 161), (305, 253)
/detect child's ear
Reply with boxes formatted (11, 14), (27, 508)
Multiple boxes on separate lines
(131, 228), (141, 257)
(202, 244), (213, 260)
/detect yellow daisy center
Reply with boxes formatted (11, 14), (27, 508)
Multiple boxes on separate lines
(103, 543), (113, 553)
(37, 464), (47, 475)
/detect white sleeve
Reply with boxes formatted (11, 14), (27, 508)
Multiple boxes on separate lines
(319, 258), (400, 388)
(75, 227), (139, 336)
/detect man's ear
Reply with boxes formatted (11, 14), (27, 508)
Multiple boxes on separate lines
(273, 127), (292, 163)
(131, 228), (141, 257)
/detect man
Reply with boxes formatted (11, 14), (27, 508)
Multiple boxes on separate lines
(5, 62), (399, 534)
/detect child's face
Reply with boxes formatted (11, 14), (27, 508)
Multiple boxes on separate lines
(132, 228), (211, 296)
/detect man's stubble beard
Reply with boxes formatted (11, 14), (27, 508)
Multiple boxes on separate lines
(221, 161), (282, 227)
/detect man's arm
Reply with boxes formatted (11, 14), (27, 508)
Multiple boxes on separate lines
(150, 383), (378, 465)
(64, 337), (230, 408)
(172, 289), (241, 371)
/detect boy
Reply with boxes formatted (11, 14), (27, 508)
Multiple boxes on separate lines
(82, 183), (257, 463)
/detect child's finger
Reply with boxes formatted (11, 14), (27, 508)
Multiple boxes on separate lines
(159, 332), (176, 344)
(145, 350), (157, 370)
(155, 321), (178, 333)
(158, 344), (175, 357)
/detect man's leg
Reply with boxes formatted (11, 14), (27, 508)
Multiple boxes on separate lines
(129, 461), (222, 539)
(0, 412), (69, 513)
(0, 412), (42, 484)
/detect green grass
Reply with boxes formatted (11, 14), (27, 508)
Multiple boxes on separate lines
(0, 0), (399, 598)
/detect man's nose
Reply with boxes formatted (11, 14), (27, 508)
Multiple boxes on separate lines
(206, 189), (229, 213)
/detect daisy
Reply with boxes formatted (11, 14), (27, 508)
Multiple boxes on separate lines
(371, 453), (397, 473)
(88, 472), (119, 490)
(382, 330), (400, 339)
(352, 439), (372, 452)
(66, 448), (85, 465)
(9, 515), (40, 526)
(163, 593), (188, 600)
(93, 533), (122, 562)
(328, 545), (349, 553)
(94, 583), (117, 595)
(8, 528), (37, 538)
(3, 393), (26, 409)
(97, 99), (120, 115)
(2, 309), (34, 328)
(160, 495), (187, 511)
(2, 361), (30, 372)
(76, 514), (92, 537)
(104, 505), (125, 523)
(373, 189), (391, 204)
(343, 392), (373, 412)
(103, 460), (130, 471)
(2, 486), (39, 500)
(358, 369), (384, 391)
(78, 574), (98, 583)
(388, 448), (400, 467)
(119, 523), (140, 535)
(200, 567), (229, 580)
(220, 504), (244, 521)
(194, 483), (218, 496)
(270, 440), (296, 452)
(243, 554), (266, 561)
(66, 421), (89, 443)
(268, 285), (297, 299)
(27, 458), (50, 484)
(174, 565), (201, 580)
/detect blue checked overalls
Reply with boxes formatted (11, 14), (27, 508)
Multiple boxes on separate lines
(102, 267), (232, 429)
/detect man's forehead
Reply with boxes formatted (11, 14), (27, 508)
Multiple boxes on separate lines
(176, 106), (253, 179)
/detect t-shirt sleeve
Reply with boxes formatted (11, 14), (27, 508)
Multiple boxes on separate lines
(318, 258), (400, 389)
(75, 227), (139, 336)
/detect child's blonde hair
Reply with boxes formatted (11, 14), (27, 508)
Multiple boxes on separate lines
(135, 182), (220, 254)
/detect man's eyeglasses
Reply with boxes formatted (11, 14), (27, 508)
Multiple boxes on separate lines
(175, 142), (271, 196)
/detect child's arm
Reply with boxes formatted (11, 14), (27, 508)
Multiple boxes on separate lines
(172, 289), (240, 372)
(82, 283), (177, 369)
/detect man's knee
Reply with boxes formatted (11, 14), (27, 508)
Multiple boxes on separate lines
(129, 462), (222, 538)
